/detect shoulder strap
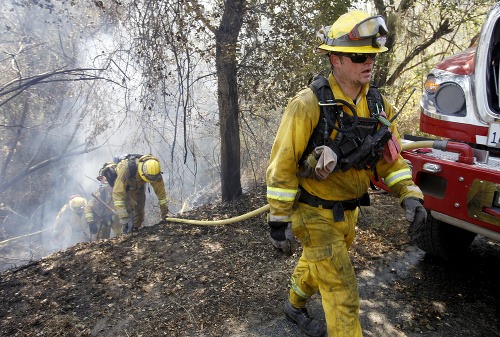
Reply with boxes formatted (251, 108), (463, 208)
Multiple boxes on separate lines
(310, 75), (333, 105)
(127, 154), (156, 178)
(126, 154), (143, 178)
(299, 75), (341, 163)
(299, 78), (385, 165)
(128, 159), (137, 178)
(366, 86), (385, 117)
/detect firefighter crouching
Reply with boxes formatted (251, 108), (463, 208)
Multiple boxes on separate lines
(101, 154), (169, 233)
(85, 178), (122, 239)
(266, 10), (426, 337)
(52, 194), (90, 248)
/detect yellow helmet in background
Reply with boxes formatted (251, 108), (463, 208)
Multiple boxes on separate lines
(139, 158), (162, 183)
(69, 195), (87, 214)
(316, 10), (388, 54)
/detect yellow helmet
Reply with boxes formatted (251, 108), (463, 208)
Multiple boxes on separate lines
(316, 10), (388, 54)
(69, 195), (87, 214)
(138, 158), (162, 183)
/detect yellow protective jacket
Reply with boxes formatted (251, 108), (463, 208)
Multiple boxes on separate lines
(112, 155), (168, 219)
(266, 74), (423, 220)
(85, 184), (115, 223)
(53, 204), (90, 243)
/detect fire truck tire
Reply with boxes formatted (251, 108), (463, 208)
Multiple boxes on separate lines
(410, 212), (477, 260)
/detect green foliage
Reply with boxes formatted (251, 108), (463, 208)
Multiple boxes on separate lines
(236, 1), (353, 181)
(238, 0), (352, 112)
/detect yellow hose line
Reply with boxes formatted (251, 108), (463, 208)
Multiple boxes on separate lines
(165, 204), (270, 226)
(2, 143), (436, 235)
(1, 143), (440, 236)
(164, 142), (439, 226)
(401, 140), (435, 151)
(0, 228), (50, 246)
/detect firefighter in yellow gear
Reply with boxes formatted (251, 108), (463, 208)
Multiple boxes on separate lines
(52, 195), (90, 249)
(266, 11), (426, 337)
(112, 154), (169, 232)
(85, 180), (122, 239)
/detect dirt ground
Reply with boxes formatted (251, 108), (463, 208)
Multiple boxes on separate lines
(0, 185), (499, 337)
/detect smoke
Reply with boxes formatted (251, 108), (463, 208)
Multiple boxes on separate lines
(0, 1), (224, 271)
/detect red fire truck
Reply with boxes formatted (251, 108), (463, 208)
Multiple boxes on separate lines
(388, 3), (500, 259)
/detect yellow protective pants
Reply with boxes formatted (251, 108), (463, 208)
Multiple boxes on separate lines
(94, 217), (122, 239)
(289, 203), (362, 337)
(127, 186), (146, 229)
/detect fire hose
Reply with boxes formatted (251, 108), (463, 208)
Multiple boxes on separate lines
(162, 139), (472, 226)
(0, 228), (51, 246)
(163, 204), (270, 226)
(401, 139), (474, 164)
(0, 139), (471, 240)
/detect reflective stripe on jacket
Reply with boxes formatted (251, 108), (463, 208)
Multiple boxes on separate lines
(112, 157), (168, 217)
(266, 73), (423, 218)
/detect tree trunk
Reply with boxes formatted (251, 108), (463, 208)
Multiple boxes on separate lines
(215, 0), (245, 201)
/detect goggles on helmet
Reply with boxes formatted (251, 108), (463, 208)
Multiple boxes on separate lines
(325, 34), (386, 49)
(143, 172), (162, 182)
(347, 15), (387, 40)
(322, 15), (388, 50)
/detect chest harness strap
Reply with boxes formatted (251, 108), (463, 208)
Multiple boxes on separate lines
(298, 75), (392, 221)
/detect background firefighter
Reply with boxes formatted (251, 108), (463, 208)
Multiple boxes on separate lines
(266, 10), (426, 337)
(111, 154), (169, 233)
(85, 179), (122, 240)
(52, 194), (90, 249)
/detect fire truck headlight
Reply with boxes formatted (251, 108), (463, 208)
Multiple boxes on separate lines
(423, 162), (442, 173)
(434, 82), (465, 114)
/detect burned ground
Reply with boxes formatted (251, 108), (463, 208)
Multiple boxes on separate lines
(0, 185), (499, 337)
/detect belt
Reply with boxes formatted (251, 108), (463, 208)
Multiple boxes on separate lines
(298, 188), (360, 210)
(298, 187), (369, 222)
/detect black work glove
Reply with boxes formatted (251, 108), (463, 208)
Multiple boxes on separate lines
(268, 221), (298, 256)
(403, 197), (427, 237)
(88, 221), (98, 235)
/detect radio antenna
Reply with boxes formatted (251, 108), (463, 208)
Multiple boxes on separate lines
(390, 87), (416, 123)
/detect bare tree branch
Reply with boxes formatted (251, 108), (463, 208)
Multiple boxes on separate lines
(386, 19), (453, 86)
(0, 146), (100, 194)
(0, 67), (125, 108)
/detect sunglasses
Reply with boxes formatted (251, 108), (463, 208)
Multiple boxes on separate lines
(335, 53), (376, 63)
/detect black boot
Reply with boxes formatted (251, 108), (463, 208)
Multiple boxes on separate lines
(284, 301), (325, 337)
